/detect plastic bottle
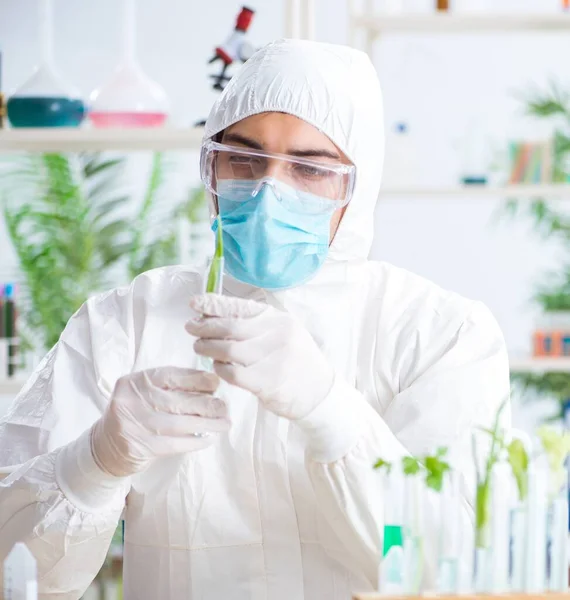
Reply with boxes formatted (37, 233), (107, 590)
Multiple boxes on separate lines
(382, 122), (417, 189)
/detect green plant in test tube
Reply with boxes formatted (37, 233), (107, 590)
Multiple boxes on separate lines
(473, 398), (530, 548)
(472, 399), (507, 548)
(206, 215), (224, 294)
(536, 425), (570, 496)
(373, 448), (451, 494)
(374, 449), (450, 593)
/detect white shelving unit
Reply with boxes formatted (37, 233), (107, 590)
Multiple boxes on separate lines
(348, 8), (570, 54)
(351, 12), (570, 36)
(0, 127), (204, 153)
(380, 183), (570, 199)
(509, 357), (570, 373)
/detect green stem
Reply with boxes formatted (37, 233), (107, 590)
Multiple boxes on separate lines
(206, 215), (224, 294)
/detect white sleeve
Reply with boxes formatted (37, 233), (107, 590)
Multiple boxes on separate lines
(295, 302), (511, 588)
(0, 290), (134, 598)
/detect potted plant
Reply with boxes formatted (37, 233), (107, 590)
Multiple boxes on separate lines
(504, 83), (570, 422)
(1, 151), (208, 354)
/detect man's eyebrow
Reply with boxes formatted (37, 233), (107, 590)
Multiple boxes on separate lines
(222, 132), (264, 150)
(287, 148), (341, 160)
(223, 132), (342, 160)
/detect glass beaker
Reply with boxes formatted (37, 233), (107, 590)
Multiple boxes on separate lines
(88, 0), (169, 128)
(7, 0), (85, 128)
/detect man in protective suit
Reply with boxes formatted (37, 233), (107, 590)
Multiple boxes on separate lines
(0, 39), (509, 599)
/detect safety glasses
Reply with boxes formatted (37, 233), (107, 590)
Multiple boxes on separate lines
(200, 140), (356, 209)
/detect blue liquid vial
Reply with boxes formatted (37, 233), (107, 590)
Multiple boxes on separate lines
(7, 96), (85, 128)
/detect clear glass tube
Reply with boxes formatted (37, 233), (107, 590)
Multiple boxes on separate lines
(548, 477), (569, 591)
(403, 474), (424, 594)
(524, 457), (549, 592)
(490, 461), (512, 592)
(437, 471), (462, 594)
(194, 256), (224, 375)
(378, 464), (405, 595)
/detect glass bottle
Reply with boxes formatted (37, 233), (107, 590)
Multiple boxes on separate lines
(88, 0), (169, 128)
(7, 0), (85, 128)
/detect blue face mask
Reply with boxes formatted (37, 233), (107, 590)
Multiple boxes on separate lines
(213, 178), (334, 290)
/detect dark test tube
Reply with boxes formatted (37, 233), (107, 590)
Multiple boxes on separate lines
(4, 284), (16, 377)
(0, 285), (4, 338)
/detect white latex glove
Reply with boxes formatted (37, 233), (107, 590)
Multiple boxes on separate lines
(91, 367), (230, 477)
(186, 294), (334, 420)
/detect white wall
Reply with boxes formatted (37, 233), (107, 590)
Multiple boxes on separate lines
(1, 0), (569, 426)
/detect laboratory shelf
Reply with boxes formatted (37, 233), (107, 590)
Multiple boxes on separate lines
(0, 127), (204, 153)
(379, 184), (570, 199)
(351, 13), (570, 35)
(509, 357), (570, 373)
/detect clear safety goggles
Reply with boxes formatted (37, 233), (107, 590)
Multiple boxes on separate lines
(200, 140), (356, 211)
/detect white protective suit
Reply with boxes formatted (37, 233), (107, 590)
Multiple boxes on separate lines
(0, 39), (510, 600)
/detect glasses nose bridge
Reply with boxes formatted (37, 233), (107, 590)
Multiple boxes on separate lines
(252, 176), (280, 199)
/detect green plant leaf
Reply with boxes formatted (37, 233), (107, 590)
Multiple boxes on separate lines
(424, 454), (450, 492)
(3, 149), (209, 353)
(475, 481), (491, 548)
(471, 398), (509, 547)
(537, 426), (570, 494)
(402, 456), (421, 476)
(206, 215), (224, 293)
(373, 458), (392, 474)
(507, 439), (529, 501)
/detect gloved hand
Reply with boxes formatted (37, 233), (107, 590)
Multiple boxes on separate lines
(186, 294), (334, 420)
(91, 366), (230, 477)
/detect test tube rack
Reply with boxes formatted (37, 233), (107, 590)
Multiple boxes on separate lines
(353, 595), (570, 599)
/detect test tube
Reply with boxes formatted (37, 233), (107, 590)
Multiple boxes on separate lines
(196, 255), (225, 374)
(490, 461), (512, 593)
(437, 471), (462, 594)
(524, 457), (549, 593)
(403, 474), (424, 594)
(548, 468), (569, 591)
(378, 463), (405, 595)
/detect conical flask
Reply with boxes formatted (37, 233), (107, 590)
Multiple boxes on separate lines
(88, 0), (169, 128)
(7, 0), (85, 128)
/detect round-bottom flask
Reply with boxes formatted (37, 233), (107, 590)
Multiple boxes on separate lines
(88, 62), (168, 128)
(7, 64), (85, 128)
(7, 0), (85, 128)
(88, 0), (169, 128)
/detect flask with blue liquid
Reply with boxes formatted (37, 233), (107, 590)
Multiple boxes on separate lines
(7, 0), (85, 128)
